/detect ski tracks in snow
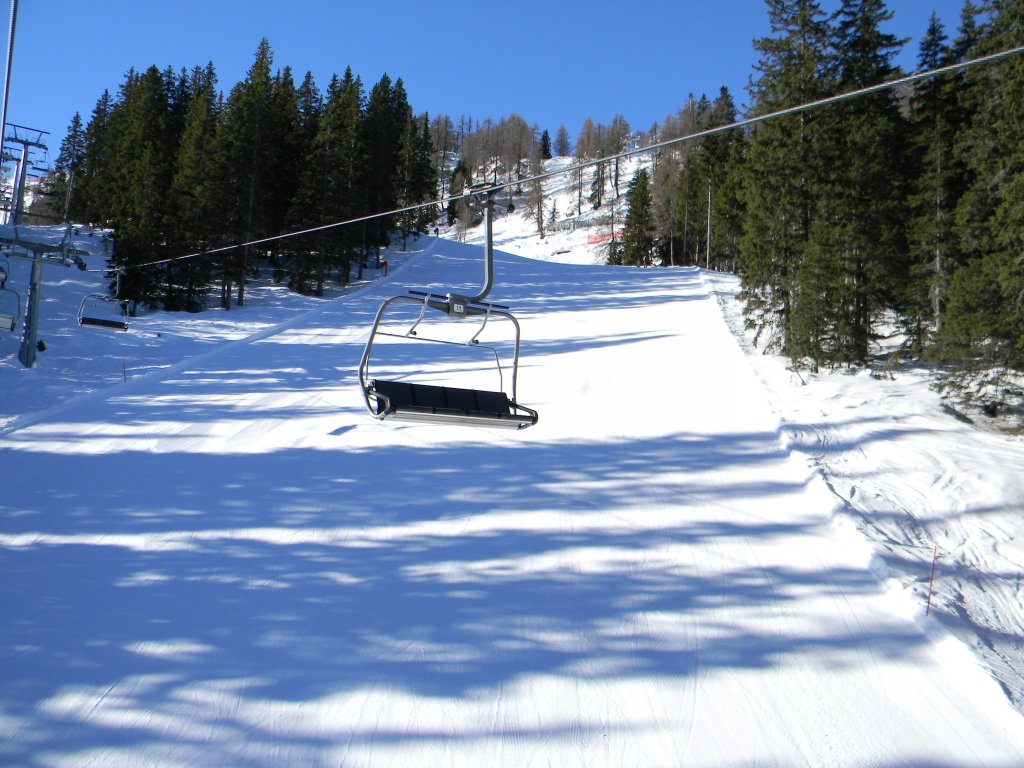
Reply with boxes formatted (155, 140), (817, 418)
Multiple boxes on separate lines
(4, 252), (1024, 765)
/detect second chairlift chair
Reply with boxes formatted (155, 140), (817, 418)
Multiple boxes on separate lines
(78, 268), (130, 331)
(0, 258), (21, 332)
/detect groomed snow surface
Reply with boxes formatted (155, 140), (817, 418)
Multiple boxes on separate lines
(2, 231), (1024, 767)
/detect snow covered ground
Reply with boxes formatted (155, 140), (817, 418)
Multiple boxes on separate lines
(474, 160), (1024, 718)
(2, 216), (1024, 766)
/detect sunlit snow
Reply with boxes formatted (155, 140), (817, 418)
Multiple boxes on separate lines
(2, 186), (1023, 765)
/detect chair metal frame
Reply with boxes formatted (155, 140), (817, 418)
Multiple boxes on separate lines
(359, 291), (538, 429)
(77, 294), (130, 331)
(78, 268), (129, 331)
(358, 186), (538, 429)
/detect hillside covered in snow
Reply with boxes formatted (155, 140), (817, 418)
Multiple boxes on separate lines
(1, 214), (1023, 765)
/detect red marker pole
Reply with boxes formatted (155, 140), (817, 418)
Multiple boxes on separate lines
(926, 545), (939, 616)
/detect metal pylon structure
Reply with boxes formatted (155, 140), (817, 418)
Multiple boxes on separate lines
(3, 123), (48, 225)
(0, 0), (17, 194)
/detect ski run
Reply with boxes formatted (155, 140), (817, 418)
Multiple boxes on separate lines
(1, 224), (1024, 767)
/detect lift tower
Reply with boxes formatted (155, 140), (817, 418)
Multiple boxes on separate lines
(5, 122), (56, 369)
(4, 123), (48, 224)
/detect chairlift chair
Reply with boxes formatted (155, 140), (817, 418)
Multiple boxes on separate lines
(78, 269), (129, 331)
(359, 187), (538, 429)
(78, 294), (129, 331)
(359, 291), (538, 429)
(0, 257), (19, 331)
(0, 285), (20, 332)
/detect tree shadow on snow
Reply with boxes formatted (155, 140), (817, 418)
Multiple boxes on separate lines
(0, 245), (982, 764)
(1, 428), (932, 762)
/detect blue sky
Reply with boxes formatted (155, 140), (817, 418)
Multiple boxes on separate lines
(5, 0), (968, 160)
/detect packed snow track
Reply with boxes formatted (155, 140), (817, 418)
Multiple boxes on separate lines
(2, 241), (1022, 767)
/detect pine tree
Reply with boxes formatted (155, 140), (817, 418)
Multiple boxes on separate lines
(326, 67), (365, 277)
(360, 74), (411, 257)
(527, 139), (546, 239)
(264, 65), (304, 260)
(75, 90), (114, 227)
(396, 112), (439, 248)
(540, 129), (552, 160)
(212, 38), (277, 307)
(106, 65), (175, 307)
(811, 0), (909, 365)
(294, 71), (323, 161)
(903, 13), (963, 350)
(166, 63), (219, 310)
(938, 0), (1024, 368)
(650, 147), (681, 266)
(621, 168), (655, 266)
(656, 95), (703, 267)
(277, 70), (325, 289)
(51, 113), (86, 222)
(412, 114), (439, 233)
(672, 160), (697, 266)
(706, 88), (746, 273)
(288, 68), (363, 292)
(673, 89), (744, 272)
(739, 0), (832, 355)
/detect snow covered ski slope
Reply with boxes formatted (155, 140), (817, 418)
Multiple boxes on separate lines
(2, 241), (1023, 766)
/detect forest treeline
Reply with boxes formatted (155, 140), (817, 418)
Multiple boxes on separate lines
(615, 0), (1024, 374)
(38, 0), (1024, 375)
(44, 39), (439, 309)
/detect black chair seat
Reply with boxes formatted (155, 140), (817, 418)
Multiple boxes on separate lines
(80, 315), (129, 331)
(370, 380), (537, 429)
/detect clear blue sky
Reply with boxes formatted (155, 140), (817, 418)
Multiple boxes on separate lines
(5, 0), (968, 159)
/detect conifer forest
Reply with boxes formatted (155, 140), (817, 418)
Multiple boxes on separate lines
(36, 0), (1024, 375)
